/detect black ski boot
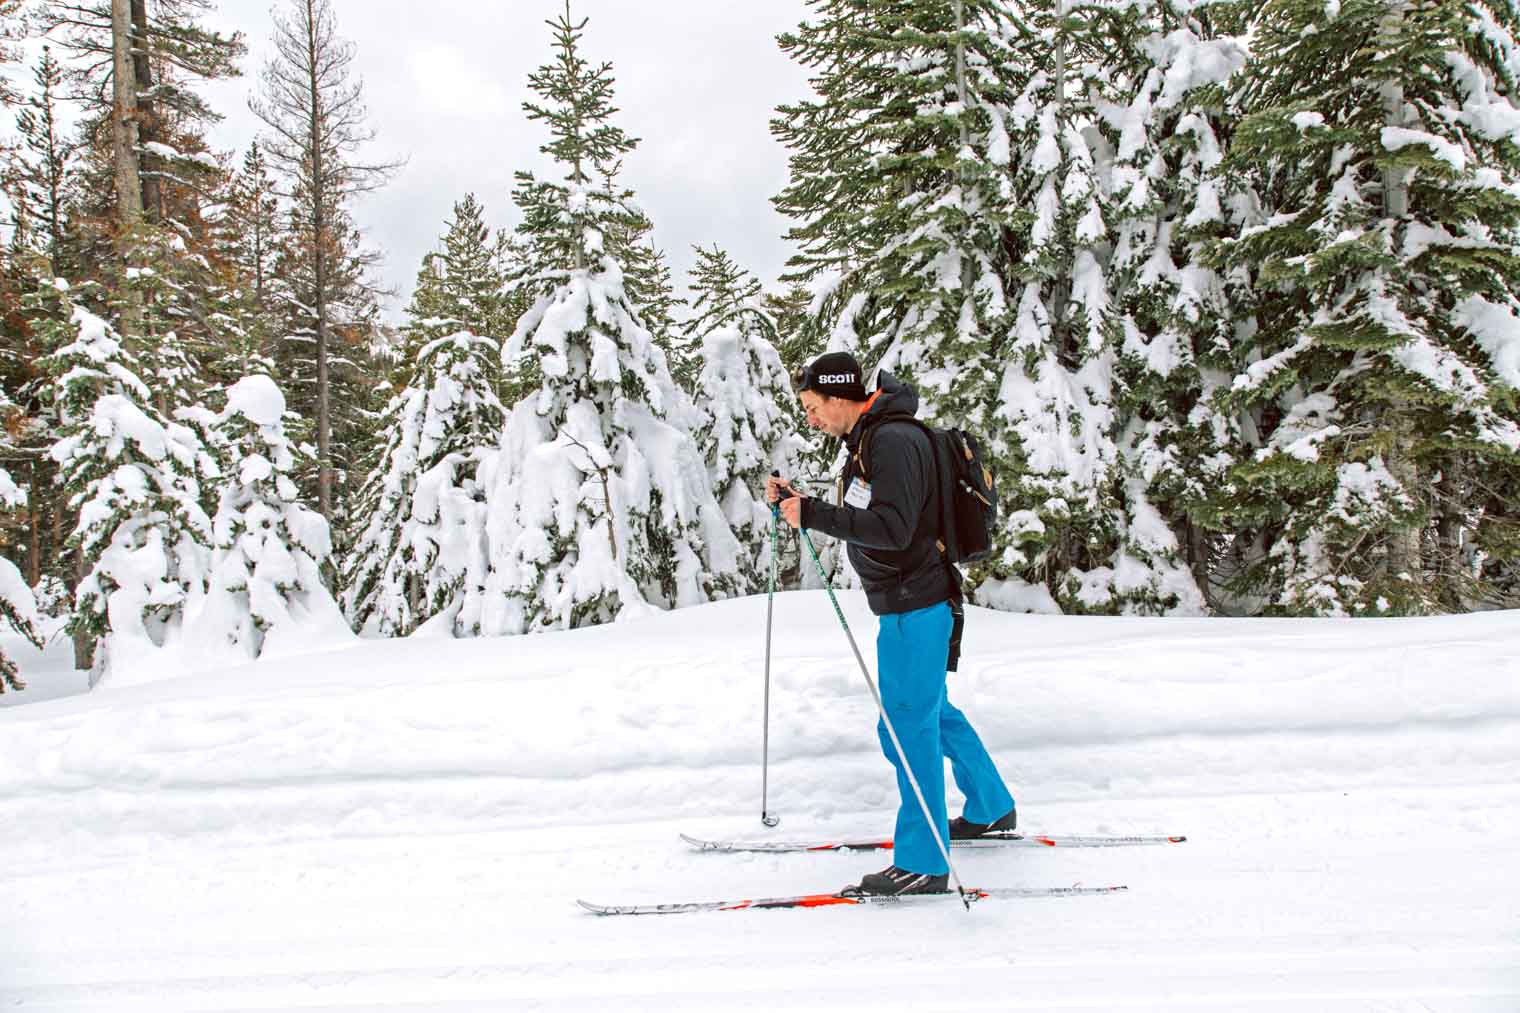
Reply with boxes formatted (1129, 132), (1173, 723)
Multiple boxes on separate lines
(949, 805), (1017, 840)
(843, 865), (950, 897)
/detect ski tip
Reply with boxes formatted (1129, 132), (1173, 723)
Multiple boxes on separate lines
(576, 899), (612, 915)
(1169, 836), (1188, 843)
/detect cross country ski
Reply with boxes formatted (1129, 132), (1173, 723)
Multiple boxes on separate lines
(680, 832), (1187, 853)
(578, 884), (1128, 916)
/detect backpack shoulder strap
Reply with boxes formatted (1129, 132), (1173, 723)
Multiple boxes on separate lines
(854, 411), (929, 482)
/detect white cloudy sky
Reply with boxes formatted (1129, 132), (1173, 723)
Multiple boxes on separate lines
(193, 0), (818, 323)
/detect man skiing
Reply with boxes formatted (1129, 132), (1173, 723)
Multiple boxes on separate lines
(766, 351), (1017, 896)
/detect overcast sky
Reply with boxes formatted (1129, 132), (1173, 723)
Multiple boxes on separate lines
(192, 0), (817, 324)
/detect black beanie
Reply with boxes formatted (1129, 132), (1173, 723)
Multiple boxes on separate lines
(795, 351), (869, 402)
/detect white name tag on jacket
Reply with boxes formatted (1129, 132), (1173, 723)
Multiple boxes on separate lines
(844, 478), (872, 509)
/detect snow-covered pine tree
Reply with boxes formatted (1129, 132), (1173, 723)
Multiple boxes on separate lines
(594, 165), (683, 366)
(1075, 1), (1252, 615)
(491, 231), (539, 406)
(923, 0), (1236, 616)
(773, 0), (1029, 596)
(1214, 0), (1520, 614)
(122, 257), (210, 418)
(773, 0), (1019, 426)
(473, 4), (741, 634)
(685, 245), (811, 591)
(509, 118), (679, 350)
(957, 0), (1132, 614)
(182, 374), (351, 665)
(343, 329), (504, 637)
(0, 392), (43, 693)
(41, 293), (216, 678)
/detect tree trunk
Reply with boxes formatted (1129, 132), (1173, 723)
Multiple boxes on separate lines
(1383, 414), (1424, 603)
(953, 0), (976, 324)
(1380, 4), (1421, 605)
(110, 0), (145, 339)
(71, 552), (94, 672)
(26, 458), (40, 587)
(1186, 517), (1213, 612)
(130, 0), (163, 223)
(304, 0), (332, 519)
(1380, 4), (1411, 221)
(1435, 459), (1466, 608)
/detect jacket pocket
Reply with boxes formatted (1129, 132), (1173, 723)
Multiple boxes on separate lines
(852, 546), (899, 589)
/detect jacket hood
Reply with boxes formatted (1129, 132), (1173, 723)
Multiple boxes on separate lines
(851, 371), (918, 447)
(854, 370), (919, 435)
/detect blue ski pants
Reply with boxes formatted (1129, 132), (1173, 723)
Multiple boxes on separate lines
(875, 600), (1015, 876)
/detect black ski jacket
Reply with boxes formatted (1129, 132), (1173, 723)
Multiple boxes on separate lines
(800, 372), (955, 616)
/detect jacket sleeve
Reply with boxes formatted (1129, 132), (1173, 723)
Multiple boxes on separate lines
(800, 423), (930, 550)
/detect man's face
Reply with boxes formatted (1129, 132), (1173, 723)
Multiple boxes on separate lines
(799, 391), (854, 438)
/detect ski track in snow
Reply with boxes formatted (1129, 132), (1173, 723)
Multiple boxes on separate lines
(2, 592), (1519, 1011)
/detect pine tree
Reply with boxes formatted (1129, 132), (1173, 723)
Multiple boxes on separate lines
(436, 193), (508, 339)
(761, 280), (819, 374)
(40, 291), (215, 678)
(181, 374), (350, 664)
(392, 195), (512, 388)
(268, 185), (388, 513)
(394, 252), (452, 377)
(685, 246), (811, 592)
(0, 392), (43, 693)
(780, 1), (1152, 608)
(1214, 0), (1520, 614)
(6, 45), (78, 277)
(1098, 2), (1256, 613)
(204, 142), (283, 384)
(251, 0), (399, 518)
(2, 45), (79, 599)
(1040, 0), (1251, 616)
(773, 0), (1021, 427)
(472, 4), (742, 633)
(344, 330), (504, 637)
(35, 0), (244, 344)
(957, 0), (1132, 614)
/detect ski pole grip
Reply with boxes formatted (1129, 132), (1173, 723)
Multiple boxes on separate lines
(770, 469), (782, 518)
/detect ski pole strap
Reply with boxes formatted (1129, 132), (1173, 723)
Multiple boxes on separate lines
(946, 595), (964, 674)
(945, 563), (964, 673)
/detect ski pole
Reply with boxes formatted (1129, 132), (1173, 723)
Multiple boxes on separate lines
(760, 472), (781, 828)
(798, 526), (971, 911)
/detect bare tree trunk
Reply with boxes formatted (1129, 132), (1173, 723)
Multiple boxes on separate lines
(111, 0), (145, 340)
(130, 0), (163, 223)
(304, 0), (333, 520)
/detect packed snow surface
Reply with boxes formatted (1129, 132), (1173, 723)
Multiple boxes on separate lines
(2, 593), (1518, 1010)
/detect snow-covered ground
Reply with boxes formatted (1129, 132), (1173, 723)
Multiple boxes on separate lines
(2, 592), (1518, 1011)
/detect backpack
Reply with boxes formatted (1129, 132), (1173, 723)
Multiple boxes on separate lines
(855, 412), (998, 566)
